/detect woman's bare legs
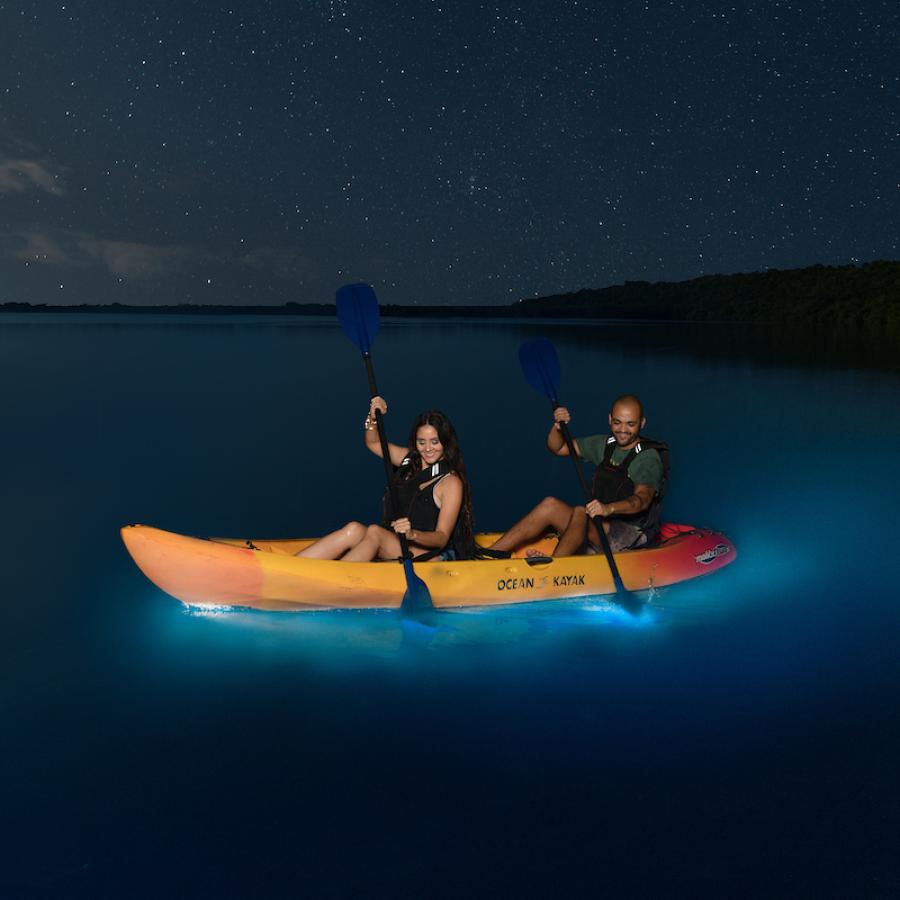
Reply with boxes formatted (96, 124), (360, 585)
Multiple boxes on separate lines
(297, 522), (435, 562)
(295, 521), (367, 559)
(342, 524), (403, 562)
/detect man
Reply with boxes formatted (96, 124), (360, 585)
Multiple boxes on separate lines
(489, 394), (665, 557)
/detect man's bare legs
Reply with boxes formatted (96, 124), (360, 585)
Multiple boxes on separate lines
(553, 505), (589, 556)
(490, 496), (591, 557)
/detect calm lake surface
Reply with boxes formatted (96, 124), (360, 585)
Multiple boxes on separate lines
(2, 314), (899, 898)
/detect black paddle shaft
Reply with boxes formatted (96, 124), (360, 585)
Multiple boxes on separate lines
(363, 354), (414, 562)
(553, 404), (629, 597)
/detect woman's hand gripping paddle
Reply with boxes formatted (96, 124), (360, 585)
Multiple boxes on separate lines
(518, 338), (636, 606)
(336, 283), (433, 614)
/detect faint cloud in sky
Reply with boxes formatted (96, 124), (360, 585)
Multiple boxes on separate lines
(0, 157), (65, 195)
(4, 229), (206, 278)
(77, 237), (197, 277)
(240, 246), (313, 280)
(8, 231), (79, 265)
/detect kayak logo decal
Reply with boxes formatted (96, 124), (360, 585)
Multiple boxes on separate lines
(496, 574), (586, 591)
(695, 543), (731, 566)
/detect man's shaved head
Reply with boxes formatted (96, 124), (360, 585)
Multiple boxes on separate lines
(610, 394), (644, 422)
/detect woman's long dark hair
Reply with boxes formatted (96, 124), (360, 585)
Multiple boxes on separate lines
(401, 409), (474, 548)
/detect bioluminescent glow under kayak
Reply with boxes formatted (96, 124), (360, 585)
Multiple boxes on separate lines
(121, 524), (736, 611)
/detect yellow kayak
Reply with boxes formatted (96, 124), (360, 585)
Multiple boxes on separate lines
(121, 523), (736, 611)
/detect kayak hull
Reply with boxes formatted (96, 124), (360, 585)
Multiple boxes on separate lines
(120, 524), (736, 611)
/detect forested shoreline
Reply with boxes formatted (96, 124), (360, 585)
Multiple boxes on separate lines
(515, 261), (900, 329)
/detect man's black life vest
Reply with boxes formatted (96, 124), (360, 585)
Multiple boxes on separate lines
(384, 457), (472, 560)
(590, 436), (669, 542)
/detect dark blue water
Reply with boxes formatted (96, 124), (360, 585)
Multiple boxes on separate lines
(3, 315), (899, 898)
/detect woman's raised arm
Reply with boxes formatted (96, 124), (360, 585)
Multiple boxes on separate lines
(364, 396), (409, 467)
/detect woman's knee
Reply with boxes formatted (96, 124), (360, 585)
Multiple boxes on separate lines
(343, 521), (367, 543)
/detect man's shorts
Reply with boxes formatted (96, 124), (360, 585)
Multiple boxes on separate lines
(589, 520), (648, 553)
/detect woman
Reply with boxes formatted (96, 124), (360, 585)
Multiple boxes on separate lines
(296, 396), (474, 562)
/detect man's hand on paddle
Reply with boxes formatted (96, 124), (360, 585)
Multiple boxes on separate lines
(586, 499), (614, 518)
(587, 485), (655, 519)
(547, 407), (581, 456)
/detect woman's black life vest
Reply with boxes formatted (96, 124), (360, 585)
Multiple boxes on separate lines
(383, 457), (472, 560)
(590, 436), (669, 542)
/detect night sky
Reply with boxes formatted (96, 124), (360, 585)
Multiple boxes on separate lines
(2, 0), (898, 306)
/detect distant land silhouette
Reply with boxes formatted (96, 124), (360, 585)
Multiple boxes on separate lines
(3, 261), (898, 331)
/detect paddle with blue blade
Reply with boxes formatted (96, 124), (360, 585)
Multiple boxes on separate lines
(518, 338), (634, 604)
(335, 282), (433, 614)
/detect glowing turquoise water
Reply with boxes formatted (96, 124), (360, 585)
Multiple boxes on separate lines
(2, 315), (898, 896)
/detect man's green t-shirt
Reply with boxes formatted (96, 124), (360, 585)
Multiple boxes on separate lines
(576, 434), (663, 494)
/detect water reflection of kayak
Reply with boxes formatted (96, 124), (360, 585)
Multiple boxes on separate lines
(121, 523), (736, 611)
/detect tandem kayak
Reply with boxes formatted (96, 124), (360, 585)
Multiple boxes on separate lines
(120, 524), (736, 611)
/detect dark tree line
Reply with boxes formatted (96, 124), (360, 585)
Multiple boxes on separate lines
(514, 261), (900, 331)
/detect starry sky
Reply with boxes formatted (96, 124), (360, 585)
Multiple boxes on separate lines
(1, 0), (898, 306)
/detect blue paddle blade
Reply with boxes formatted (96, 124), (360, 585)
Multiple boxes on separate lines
(519, 338), (561, 402)
(400, 558), (433, 614)
(336, 283), (380, 353)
